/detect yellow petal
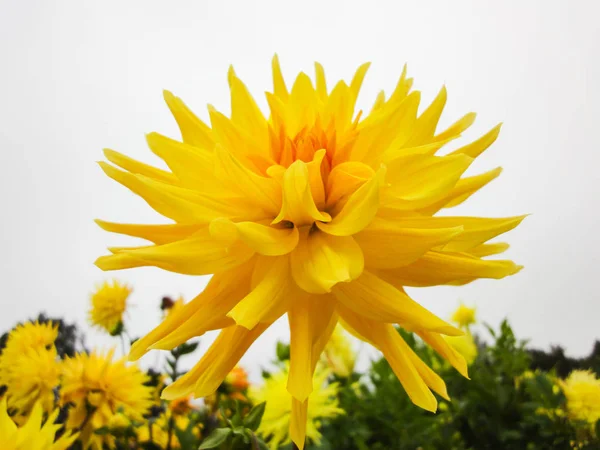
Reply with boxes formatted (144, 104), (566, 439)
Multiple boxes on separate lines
(437, 215), (526, 252)
(450, 123), (502, 158)
(433, 112), (477, 143)
(378, 250), (522, 287)
(227, 256), (291, 329)
(350, 91), (420, 165)
(150, 264), (255, 352)
(286, 73), (319, 136)
(272, 54), (289, 101)
(290, 398), (308, 450)
(145, 132), (222, 193)
(314, 62), (327, 100)
(381, 137), (458, 163)
(98, 162), (243, 223)
(323, 81), (352, 131)
(395, 330), (450, 400)
(291, 229), (364, 294)
(210, 218), (299, 256)
(163, 90), (214, 150)
(422, 167), (503, 214)
(273, 159), (331, 226)
(336, 306), (437, 412)
(161, 324), (268, 400)
(317, 166), (385, 236)
(469, 242), (510, 257)
(333, 271), (462, 335)
(103, 149), (176, 184)
(95, 220), (201, 245)
(354, 217), (463, 269)
(128, 263), (253, 360)
(95, 228), (255, 275)
(229, 69), (269, 147)
(404, 86), (447, 147)
(379, 325), (438, 411)
(214, 146), (281, 214)
(349, 62), (371, 105)
(325, 161), (375, 209)
(418, 330), (469, 378)
(382, 154), (472, 210)
(287, 295), (336, 401)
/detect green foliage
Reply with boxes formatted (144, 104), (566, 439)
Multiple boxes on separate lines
(318, 321), (600, 450)
(200, 401), (269, 450)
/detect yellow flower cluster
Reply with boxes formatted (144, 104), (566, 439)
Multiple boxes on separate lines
(0, 322), (60, 421)
(561, 370), (600, 426)
(60, 350), (154, 450)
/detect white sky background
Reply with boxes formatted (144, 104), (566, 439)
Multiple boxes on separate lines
(0, 0), (598, 380)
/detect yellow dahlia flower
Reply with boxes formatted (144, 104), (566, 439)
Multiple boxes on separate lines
(60, 350), (153, 449)
(322, 324), (356, 377)
(561, 370), (600, 426)
(0, 398), (78, 450)
(450, 303), (476, 329)
(250, 363), (343, 449)
(89, 280), (131, 335)
(96, 56), (524, 448)
(0, 322), (60, 418)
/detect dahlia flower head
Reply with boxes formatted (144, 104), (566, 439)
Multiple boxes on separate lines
(96, 55), (524, 448)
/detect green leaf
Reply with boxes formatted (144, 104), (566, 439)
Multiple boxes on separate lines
(198, 427), (232, 449)
(178, 341), (200, 356)
(244, 402), (266, 431)
(93, 426), (110, 435)
(276, 341), (290, 361)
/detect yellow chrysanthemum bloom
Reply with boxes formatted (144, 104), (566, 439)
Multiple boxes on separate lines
(60, 350), (153, 450)
(0, 322), (60, 418)
(89, 280), (131, 335)
(444, 332), (477, 365)
(250, 363), (343, 449)
(322, 324), (355, 377)
(96, 56), (524, 448)
(560, 370), (600, 426)
(450, 304), (476, 328)
(0, 398), (78, 450)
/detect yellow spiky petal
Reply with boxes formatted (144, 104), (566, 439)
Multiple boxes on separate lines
(96, 55), (525, 449)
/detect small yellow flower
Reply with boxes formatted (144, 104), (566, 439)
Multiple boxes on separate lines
(451, 304), (476, 329)
(225, 366), (250, 391)
(137, 415), (181, 449)
(0, 398), (78, 450)
(444, 332), (477, 365)
(0, 322), (60, 418)
(560, 370), (600, 426)
(96, 56), (525, 448)
(89, 280), (131, 335)
(249, 363), (343, 449)
(60, 350), (153, 449)
(322, 325), (356, 377)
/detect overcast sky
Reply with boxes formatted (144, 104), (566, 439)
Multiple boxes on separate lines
(0, 0), (598, 378)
